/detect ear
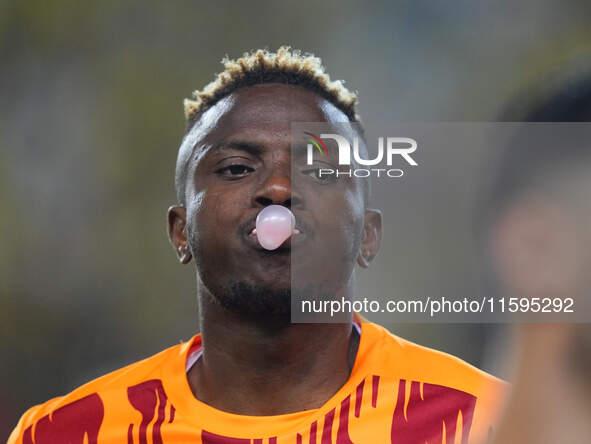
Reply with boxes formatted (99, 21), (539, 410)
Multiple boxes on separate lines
(357, 209), (382, 268)
(167, 205), (192, 264)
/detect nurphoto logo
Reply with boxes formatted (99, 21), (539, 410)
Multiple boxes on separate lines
(304, 132), (418, 178)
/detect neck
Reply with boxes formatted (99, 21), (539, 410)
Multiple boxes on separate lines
(493, 324), (591, 444)
(187, 289), (359, 415)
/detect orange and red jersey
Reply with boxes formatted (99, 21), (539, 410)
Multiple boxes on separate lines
(9, 321), (506, 444)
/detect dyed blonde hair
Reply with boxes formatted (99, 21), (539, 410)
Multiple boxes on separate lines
(183, 46), (360, 126)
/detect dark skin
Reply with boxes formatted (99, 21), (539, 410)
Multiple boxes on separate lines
(168, 83), (382, 415)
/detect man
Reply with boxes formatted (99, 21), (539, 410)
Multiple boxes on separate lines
(9, 47), (504, 444)
(484, 69), (591, 444)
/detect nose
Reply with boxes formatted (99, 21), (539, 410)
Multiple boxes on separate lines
(253, 171), (303, 209)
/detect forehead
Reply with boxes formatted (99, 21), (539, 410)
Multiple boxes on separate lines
(191, 83), (351, 144)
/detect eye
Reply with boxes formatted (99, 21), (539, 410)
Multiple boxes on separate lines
(301, 167), (337, 184)
(216, 164), (255, 179)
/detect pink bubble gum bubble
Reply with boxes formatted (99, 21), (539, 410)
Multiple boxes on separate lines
(255, 205), (296, 250)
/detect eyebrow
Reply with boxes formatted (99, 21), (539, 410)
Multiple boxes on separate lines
(195, 138), (338, 163)
(210, 140), (265, 157)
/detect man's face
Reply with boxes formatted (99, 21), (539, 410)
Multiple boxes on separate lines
(169, 84), (381, 317)
(490, 178), (591, 303)
(489, 171), (591, 377)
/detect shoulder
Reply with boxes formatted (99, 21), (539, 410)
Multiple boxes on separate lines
(8, 338), (193, 443)
(358, 322), (508, 443)
(359, 321), (507, 403)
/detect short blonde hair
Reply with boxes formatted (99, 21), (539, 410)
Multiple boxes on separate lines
(183, 46), (360, 126)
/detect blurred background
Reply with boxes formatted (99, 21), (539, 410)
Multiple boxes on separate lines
(3, 0), (591, 438)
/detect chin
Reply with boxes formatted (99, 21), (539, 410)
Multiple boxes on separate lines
(208, 280), (292, 318)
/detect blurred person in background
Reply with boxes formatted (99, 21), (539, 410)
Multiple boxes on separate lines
(485, 67), (591, 444)
(9, 47), (504, 444)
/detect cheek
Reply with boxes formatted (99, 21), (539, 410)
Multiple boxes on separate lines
(320, 189), (364, 247)
(186, 189), (205, 226)
(186, 188), (246, 257)
(184, 190), (206, 255)
(186, 189), (231, 258)
(298, 190), (364, 281)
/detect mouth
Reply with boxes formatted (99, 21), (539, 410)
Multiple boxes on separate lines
(244, 222), (307, 252)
